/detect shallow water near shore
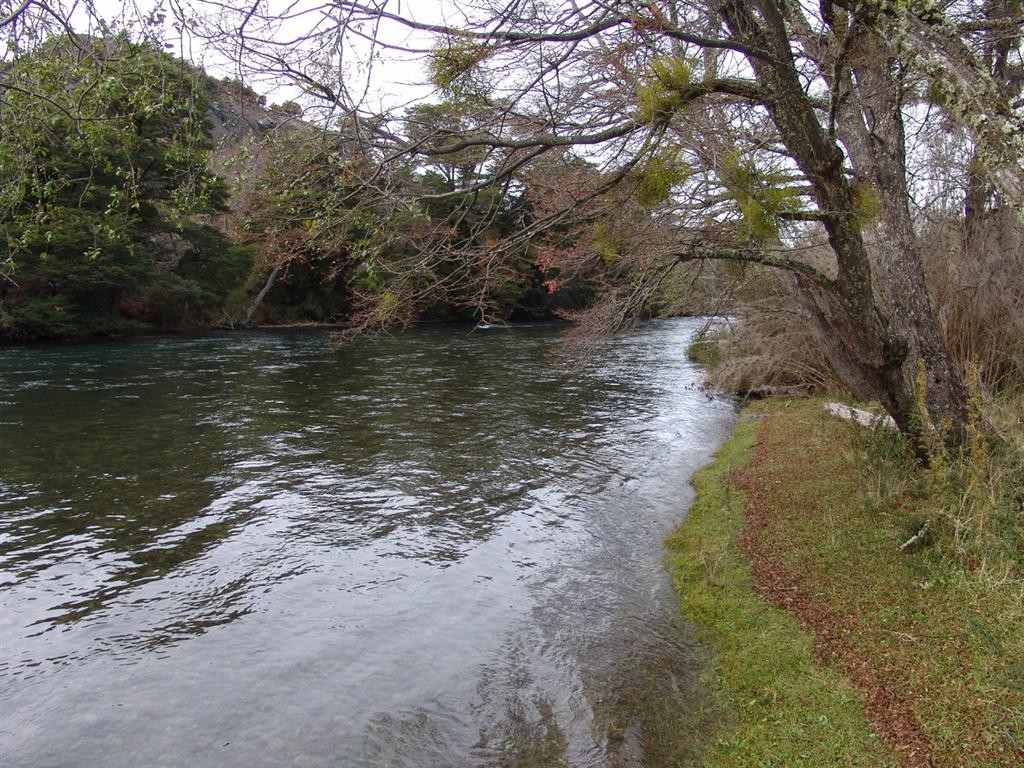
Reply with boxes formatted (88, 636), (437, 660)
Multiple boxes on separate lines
(1, 318), (735, 767)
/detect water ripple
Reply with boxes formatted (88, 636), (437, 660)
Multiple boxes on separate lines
(0, 320), (735, 768)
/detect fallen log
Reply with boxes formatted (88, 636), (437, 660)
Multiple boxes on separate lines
(824, 402), (898, 431)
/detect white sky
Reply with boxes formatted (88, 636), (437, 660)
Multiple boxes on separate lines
(76, 0), (449, 113)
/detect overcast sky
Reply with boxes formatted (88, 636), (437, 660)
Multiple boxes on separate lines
(75, 0), (448, 112)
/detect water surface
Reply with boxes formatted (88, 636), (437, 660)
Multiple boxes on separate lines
(0, 319), (735, 767)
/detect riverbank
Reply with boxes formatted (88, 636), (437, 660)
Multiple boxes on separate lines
(0, 318), (583, 346)
(670, 398), (1023, 767)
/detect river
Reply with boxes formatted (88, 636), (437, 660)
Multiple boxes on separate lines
(0, 319), (735, 768)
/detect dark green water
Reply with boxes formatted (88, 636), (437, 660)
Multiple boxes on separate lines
(0, 319), (735, 768)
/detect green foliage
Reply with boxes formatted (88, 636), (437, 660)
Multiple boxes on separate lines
(242, 132), (400, 322)
(0, 35), (230, 339)
(591, 223), (623, 263)
(427, 39), (491, 100)
(372, 291), (401, 323)
(136, 225), (256, 328)
(6, 296), (87, 339)
(851, 182), (883, 229)
(405, 101), (490, 189)
(174, 225), (256, 303)
(686, 325), (726, 369)
(719, 152), (801, 243)
(924, 79), (951, 108)
(239, 98), (589, 328)
(636, 56), (694, 124)
(6, 294), (151, 338)
(870, 372), (1024, 580)
(633, 149), (690, 208)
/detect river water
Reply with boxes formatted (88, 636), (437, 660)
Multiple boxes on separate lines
(0, 319), (735, 768)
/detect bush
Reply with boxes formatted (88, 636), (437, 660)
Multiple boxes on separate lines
(6, 296), (85, 339)
(691, 274), (840, 395)
(686, 325), (725, 369)
(0, 36), (228, 340)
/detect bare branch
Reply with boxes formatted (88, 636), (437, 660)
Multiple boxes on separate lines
(1, 0), (34, 30)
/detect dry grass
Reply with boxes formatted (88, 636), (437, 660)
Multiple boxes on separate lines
(921, 209), (1024, 388)
(687, 267), (840, 395)
(860, 385), (1024, 590)
(694, 209), (1023, 399)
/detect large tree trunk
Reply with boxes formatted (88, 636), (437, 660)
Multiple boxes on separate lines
(721, 0), (969, 449)
(842, 29), (969, 445)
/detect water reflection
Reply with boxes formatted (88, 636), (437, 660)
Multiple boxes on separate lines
(0, 320), (735, 767)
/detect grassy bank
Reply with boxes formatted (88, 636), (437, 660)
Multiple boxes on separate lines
(669, 398), (1023, 767)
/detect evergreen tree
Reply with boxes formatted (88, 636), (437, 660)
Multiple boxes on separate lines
(0, 36), (229, 339)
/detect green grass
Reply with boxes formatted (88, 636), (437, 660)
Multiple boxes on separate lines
(666, 408), (896, 767)
(669, 398), (1024, 767)
(685, 325), (725, 369)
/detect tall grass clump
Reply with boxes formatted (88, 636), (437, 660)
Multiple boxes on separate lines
(685, 268), (840, 396)
(853, 381), (1024, 588)
(920, 207), (1024, 390)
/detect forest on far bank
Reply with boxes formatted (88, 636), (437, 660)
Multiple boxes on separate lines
(0, 37), (706, 343)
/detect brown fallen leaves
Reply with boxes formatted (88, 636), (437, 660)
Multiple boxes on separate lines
(735, 418), (936, 768)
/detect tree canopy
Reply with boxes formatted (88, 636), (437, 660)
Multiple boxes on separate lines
(172, 0), (1018, 447)
(0, 35), (253, 337)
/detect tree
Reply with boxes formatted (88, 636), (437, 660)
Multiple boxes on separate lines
(253, 0), (1018, 451)
(0, 34), (232, 338)
(241, 102), (566, 330)
(8, 1), (1023, 449)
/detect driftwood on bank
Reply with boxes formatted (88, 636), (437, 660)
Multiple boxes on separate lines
(824, 402), (898, 431)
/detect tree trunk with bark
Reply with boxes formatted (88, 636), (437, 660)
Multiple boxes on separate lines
(721, 0), (969, 448)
